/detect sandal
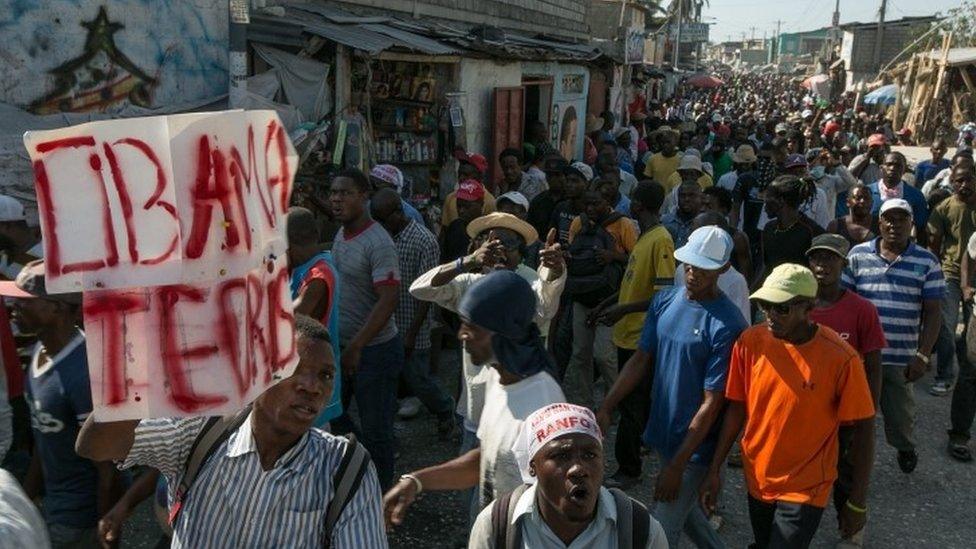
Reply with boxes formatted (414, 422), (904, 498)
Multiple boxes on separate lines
(948, 440), (974, 462)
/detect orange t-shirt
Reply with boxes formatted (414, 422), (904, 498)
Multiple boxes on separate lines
(567, 215), (639, 254)
(726, 325), (875, 508)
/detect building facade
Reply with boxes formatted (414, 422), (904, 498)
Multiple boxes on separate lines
(333, 0), (590, 42)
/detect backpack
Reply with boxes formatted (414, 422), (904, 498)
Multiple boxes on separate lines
(166, 407), (370, 547)
(566, 212), (626, 307)
(489, 484), (651, 549)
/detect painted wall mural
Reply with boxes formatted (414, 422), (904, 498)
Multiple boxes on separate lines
(0, 1), (228, 114)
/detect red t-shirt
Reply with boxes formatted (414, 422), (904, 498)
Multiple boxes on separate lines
(299, 260), (337, 327)
(811, 290), (887, 358)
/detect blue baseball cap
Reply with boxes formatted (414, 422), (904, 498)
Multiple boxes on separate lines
(674, 226), (733, 270)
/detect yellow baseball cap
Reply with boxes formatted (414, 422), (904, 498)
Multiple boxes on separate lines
(750, 263), (817, 304)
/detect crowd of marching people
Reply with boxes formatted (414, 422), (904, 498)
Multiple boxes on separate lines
(2, 69), (975, 548)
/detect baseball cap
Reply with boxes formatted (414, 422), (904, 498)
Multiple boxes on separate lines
(806, 233), (850, 258)
(867, 133), (888, 147)
(879, 198), (913, 217)
(456, 179), (486, 202)
(801, 109), (814, 119)
(750, 263), (818, 304)
(783, 153), (807, 169)
(674, 226), (733, 270)
(775, 122), (790, 134)
(0, 195), (25, 223)
(0, 260), (81, 305)
(454, 151), (488, 174)
(497, 191), (530, 211)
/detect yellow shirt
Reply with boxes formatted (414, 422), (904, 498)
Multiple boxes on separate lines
(441, 190), (497, 227)
(568, 216), (639, 254)
(612, 225), (676, 350)
(664, 172), (713, 193)
(643, 153), (681, 187)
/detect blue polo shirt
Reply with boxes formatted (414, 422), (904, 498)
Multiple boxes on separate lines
(23, 333), (100, 528)
(869, 181), (928, 235)
(637, 287), (748, 465)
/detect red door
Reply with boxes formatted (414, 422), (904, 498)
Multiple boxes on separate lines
(492, 86), (525, 189)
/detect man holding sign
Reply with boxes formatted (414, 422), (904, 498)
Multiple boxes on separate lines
(1, 260), (123, 548)
(76, 315), (387, 548)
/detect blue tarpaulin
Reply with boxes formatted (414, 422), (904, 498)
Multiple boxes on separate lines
(864, 84), (898, 105)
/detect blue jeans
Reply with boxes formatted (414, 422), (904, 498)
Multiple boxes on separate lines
(332, 335), (404, 490)
(652, 458), (726, 549)
(402, 348), (453, 417)
(936, 279), (970, 383)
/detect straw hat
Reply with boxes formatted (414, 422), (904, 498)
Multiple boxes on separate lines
(466, 212), (539, 244)
(732, 145), (757, 164)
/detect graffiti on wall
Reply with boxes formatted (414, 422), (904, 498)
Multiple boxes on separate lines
(30, 7), (157, 114)
(0, 0), (228, 114)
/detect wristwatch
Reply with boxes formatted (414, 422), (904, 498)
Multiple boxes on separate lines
(914, 351), (930, 364)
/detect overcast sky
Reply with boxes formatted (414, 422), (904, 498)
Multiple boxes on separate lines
(700, 0), (965, 44)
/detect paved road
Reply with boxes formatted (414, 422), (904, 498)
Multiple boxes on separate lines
(119, 350), (976, 548)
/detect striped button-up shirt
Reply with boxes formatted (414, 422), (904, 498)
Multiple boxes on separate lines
(121, 414), (387, 548)
(843, 238), (946, 366)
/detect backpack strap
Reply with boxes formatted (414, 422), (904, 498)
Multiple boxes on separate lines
(169, 406), (252, 525)
(491, 483), (530, 549)
(609, 487), (650, 549)
(322, 434), (370, 548)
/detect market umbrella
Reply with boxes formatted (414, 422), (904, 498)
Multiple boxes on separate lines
(801, 74), (830, 89)
(863, 84), (898, 106)
(686, 74), (725, 88)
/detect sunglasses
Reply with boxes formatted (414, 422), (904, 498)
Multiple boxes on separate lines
(757, 300), (801, 315)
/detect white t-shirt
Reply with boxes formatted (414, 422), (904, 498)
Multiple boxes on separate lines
(476, 368), (564, 510)
(673, 266), (751, 325)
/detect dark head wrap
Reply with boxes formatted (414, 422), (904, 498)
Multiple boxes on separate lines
(458, 270), (552, 378)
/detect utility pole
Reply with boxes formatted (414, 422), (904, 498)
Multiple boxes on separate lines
(831, 0), (841, 52)
(774, 20), (782, 64)
(750, 26), (757, 42)
(228, 0), (249, 108)
(872, 0), (887, 71)
(673, 0), (683, 67)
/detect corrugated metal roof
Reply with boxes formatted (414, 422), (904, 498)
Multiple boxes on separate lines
(361, 24), (460, 55)
(248, 4), (604, 63)
(280, 1), (390, 24)
(300, 19), (395, 54)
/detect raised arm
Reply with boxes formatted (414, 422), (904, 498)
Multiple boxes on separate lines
(76, 417), (140, 462)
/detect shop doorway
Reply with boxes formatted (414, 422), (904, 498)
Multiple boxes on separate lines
(522, 78), (553, 146)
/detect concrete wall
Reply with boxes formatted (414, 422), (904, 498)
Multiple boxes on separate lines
(0, 1), (228, 114)
(458, 58), (523, 158)
(336, 0), (589, 42)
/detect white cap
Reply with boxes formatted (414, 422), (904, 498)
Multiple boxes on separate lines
(677, 155), (703, 173)
(674, 225), (733, 270)
(0, 195), (25, 222)
(879, 198), (913, 218)
(497, 191), (530, 211)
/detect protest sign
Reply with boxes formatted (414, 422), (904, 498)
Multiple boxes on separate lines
(24, 110), (300, 420)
